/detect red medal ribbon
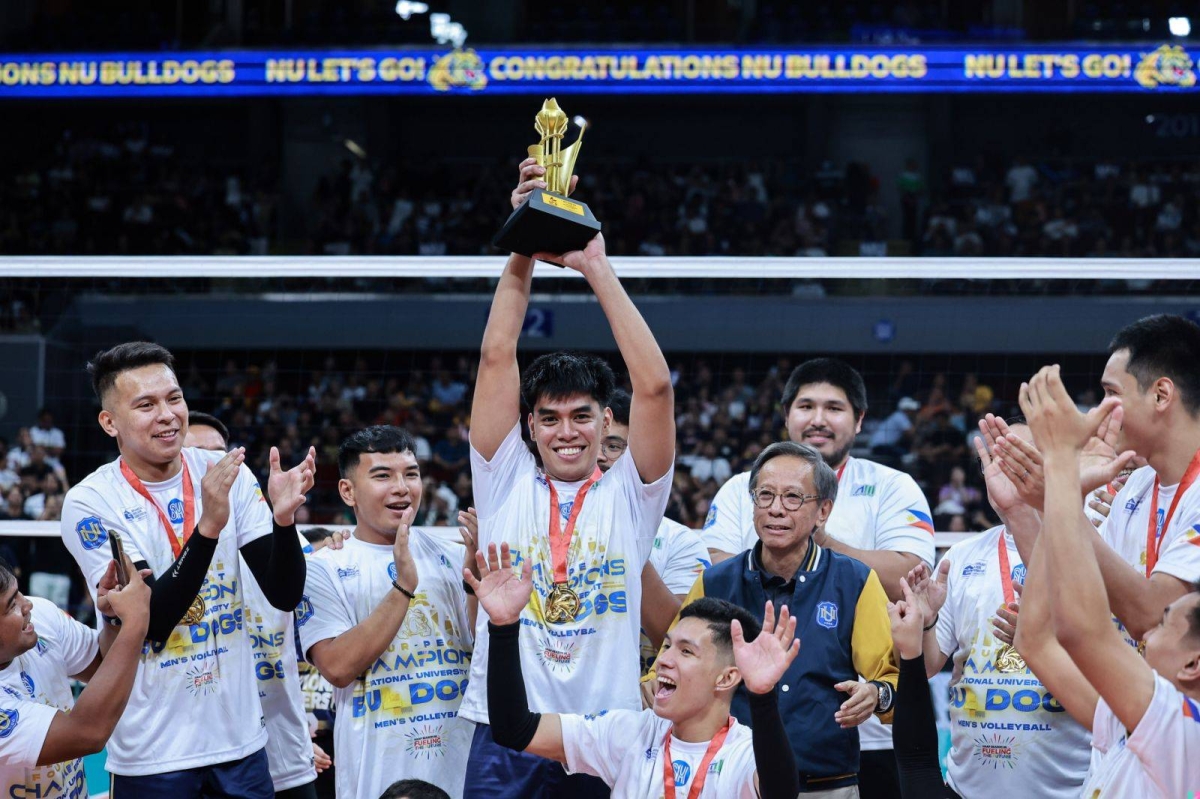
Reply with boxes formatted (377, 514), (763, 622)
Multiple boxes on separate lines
(662, 717), (734, 799)
(546, 468), (601, 584)
(836, 460), (848, 482)
(996, 529), (1017, 605)
(1145, 450), (1200, 577)
(120, 457), (196, 559)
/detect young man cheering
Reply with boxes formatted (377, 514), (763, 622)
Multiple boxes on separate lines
(461, 159), (676, 797)
(298, 426), (473, 799)
(59, 342), (309, 797)
(468, 541), (800, 798)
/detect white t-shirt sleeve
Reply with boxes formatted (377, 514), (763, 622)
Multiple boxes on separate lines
(469, 423), (534, 523)
(0, 699), (57, 770)
(34, 599), (99, 677)
(560, 710), (630, 784)
(657, 524), (711, 596)
(1150, 519), (1200, 585)
(231, 463), (273, 548)
(296, 558), (352, 657)
(60, 486), (144, 598)
(703, 473), (749, 556)
(609, 443), (674, 563)
(872, 473), (936, 567)
(1127, 673), (1200, 797)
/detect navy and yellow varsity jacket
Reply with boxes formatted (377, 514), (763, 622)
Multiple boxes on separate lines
(662, 539), (899, 791)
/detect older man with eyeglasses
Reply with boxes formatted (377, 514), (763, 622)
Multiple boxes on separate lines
(651, 441), (899, 798)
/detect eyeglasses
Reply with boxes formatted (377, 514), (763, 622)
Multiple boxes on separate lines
(750, 489), (820, 511)
(601, 440), (627, 456)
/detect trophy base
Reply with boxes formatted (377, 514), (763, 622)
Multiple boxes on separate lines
(493, 188), (602, 262)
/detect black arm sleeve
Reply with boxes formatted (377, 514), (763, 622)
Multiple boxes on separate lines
(138, 529), (219, 642)
(240, 520), (307, 612)
(894, 655), (958, 799)
(487, 621), (542, 751)
(747, 689), (800, 799)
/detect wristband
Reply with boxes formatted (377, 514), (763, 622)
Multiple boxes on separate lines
(870, 680), (894, 714)
(392, 580), (416, 600)
(101, 614), (122, 627)
(923, 612), (939, 631)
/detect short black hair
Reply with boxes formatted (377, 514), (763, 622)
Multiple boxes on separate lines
(678, 597), (762, 655)
(0, 559), (15, 600)
(338, 425), (418, 478)
(1110, 314), (1200, 415)
(520, 351), (615, 412)
(187, 412), (230, 449)
(302, 527), (334, 545)
(378, 779), (450, 799)
(780, 358), (868, 420)
(87, 341), (176, 403)
(607, 388), (632, 427)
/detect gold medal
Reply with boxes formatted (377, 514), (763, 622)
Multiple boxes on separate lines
(995, 643), (1026, 673)
(544, 583), (580, 624)
(181, 594), (206, 626)
(1137, 639), (1147, 657)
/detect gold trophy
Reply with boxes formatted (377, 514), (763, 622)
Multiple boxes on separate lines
(493, 98), (601, 259)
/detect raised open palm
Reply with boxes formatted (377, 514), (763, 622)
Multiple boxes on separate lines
(732, 601), (800, 695)
(904, 560), (950, 627)
(463, 543), (533, 626)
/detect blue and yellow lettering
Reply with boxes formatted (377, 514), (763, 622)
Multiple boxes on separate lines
(255, 660), (285, 681)
(985, 689), (1010, 711)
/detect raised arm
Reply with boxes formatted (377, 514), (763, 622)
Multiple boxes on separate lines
(38, 558), (150, 765)
(533, 234), (675, 482)
(472, 159), (547, 459)
(1023, 367), (1156, 732)
(467, 542), (565, 762)
(242, 446), (311, 611)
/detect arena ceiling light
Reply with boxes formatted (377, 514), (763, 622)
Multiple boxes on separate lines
(394, 1), (429, 20)
(1169, 16), (1191, 36)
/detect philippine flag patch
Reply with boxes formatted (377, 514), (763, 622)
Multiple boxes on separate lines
(905, 509), (935, 535)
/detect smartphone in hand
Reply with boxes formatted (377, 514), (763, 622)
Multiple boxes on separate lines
(109, 531), (130, 587)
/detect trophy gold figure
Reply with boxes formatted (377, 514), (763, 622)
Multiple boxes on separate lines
(493, 98), (601, 258)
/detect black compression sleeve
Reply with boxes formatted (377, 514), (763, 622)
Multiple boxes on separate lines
(140, 530), (219, 642)
(895, 655), (958, 799)
(747, 689), (800, 799)
(240, 520), (307, 611)
(487, 621), (542, 751)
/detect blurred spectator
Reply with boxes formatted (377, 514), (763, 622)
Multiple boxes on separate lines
(23, 472), (67, 520)
(869, 396), (919, 461)
(30, 409), (66, 459)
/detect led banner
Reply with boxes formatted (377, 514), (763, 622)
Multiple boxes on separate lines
(0, 44), (1194, 98)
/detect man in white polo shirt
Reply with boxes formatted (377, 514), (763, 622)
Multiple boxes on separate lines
(1015, 363), (1200, 797)
(461, 158), (676, 798)
(59, 341), (310, 798)
(704, 357), (934, 798)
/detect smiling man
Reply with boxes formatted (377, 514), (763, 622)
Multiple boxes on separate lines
(59, 341), (310, 798)
(674, 442), (899, 798)
(469, 540), (800, 799)
(703, 358), (932, 797)
(459, 159), (676, 799)
(297, 426), (472, 799)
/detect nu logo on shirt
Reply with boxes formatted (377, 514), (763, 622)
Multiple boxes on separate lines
(0, 709), (18, 739)
(75, 516), (108, 550)
(295, 596), (315, 626)
(816, 602), (839, 629)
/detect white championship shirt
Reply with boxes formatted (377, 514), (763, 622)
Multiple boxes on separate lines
(242, 546), (316, 792)
(1082, 672), (1200, 797)
(1099, 464), (1200, 648)
(703, 455), (935, 750)
(298, 529), (473, 799)
(0, 598), (98, 798)
(460, 423), (672, 723)
(561, 709), (757, 797)
(935, 527), (1091, 798)
(60, 447), (271, 775)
